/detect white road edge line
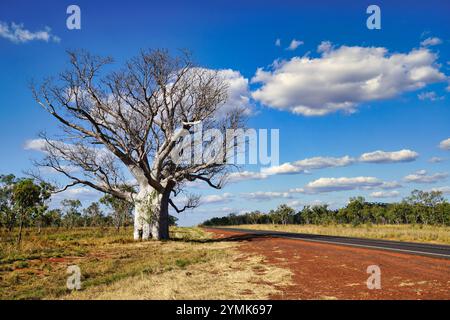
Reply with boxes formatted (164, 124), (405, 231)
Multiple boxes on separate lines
(210, 228), (450, 259)
(280, 236), (450, 259)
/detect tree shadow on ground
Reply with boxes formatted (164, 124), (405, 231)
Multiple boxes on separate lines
(173, 232), (272, 244)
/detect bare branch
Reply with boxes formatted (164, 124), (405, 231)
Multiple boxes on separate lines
(31, 49), (247, 213)
(169, 194), (200, 213)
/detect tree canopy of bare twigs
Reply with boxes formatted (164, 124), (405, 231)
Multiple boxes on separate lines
(31, 49), (246, 239)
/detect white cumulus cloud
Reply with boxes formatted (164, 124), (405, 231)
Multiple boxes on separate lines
(297, 176), (384, 194)
(439, 138), (450, 150)
(262, 150), (418, 177)
(261, 156), (354, 175)
(0, 21), (60, 43)
(293, 156), (355, 170)
(418, 91), (444, 101)
(24, 138), (48, 152)
(286, 39), (304, 51)
(379, 181), (402, 189)
(242, 191), (293, 201)
(429, 157), (445, 163)
(213, 69), (254, 116)
(317, 41), (332, 53)
(420, 37), (442, 47)
(227, 171), (268, 183)
(251, 44), (446, 116)
(370, 190), (400, 198)
(404, 170), (448, 184)
(51, 187), (100, 205)
(201, 193), (233, 204)
(261, 162), (304, 175)
(359, 149), (419, 163)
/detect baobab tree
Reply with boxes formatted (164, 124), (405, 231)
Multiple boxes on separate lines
(31, 49), (246, 240)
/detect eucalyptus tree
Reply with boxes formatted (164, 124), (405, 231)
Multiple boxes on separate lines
(12, 179), (47, 244)
(0, 174), (17, 231)
(100, 194), (133, 231)
(61, 199), (82, 228)
(83, 202), (104, 227)
(32, 49), (245, 240)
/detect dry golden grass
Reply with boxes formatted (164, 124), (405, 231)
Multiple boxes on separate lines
(65, 243), (292, 300)
(223, 224), (450, 245)
(0, 227), (292, 300)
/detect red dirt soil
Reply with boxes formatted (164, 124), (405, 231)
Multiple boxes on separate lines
(206, 228), (450, 300)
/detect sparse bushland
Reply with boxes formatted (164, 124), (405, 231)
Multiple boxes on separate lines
(202, 191), (450, 228)
(0, 174), (174, 243)
(0, 227), (291, 300)
(201, 191), (450, 245)
(218, 224), (450, 245)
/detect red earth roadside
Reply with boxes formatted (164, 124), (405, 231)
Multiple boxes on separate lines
(206, 228), (450, 300)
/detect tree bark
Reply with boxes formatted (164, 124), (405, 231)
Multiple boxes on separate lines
(133, 184), (170, 241)
(157, 188), (170, 240)
(133, 186), (153, 240)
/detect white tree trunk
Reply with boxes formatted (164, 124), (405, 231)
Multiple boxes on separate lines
(133, 185), (159, 240)
(133, 184), (170, 240)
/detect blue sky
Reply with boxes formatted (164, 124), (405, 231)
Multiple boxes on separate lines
(0, 0), (449, 226)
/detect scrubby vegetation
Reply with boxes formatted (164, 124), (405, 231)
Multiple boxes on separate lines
(0, 174), (178, 244)
(201, 190), (450, 244)
(202, 190), (450, 227)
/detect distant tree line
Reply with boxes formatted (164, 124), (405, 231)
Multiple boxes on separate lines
(0, 174), (178, 243)
(201, 190), (450, 227)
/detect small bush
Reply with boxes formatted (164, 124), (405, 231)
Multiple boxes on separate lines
(175, 259), (190, 268)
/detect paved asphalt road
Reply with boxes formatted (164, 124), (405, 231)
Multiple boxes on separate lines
(207, 227), (450, 259)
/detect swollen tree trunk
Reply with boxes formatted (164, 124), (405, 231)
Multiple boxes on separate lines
(133, 185), (153, 240)
(133, 184), (170, 241)
(157, 188), (171, 240)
